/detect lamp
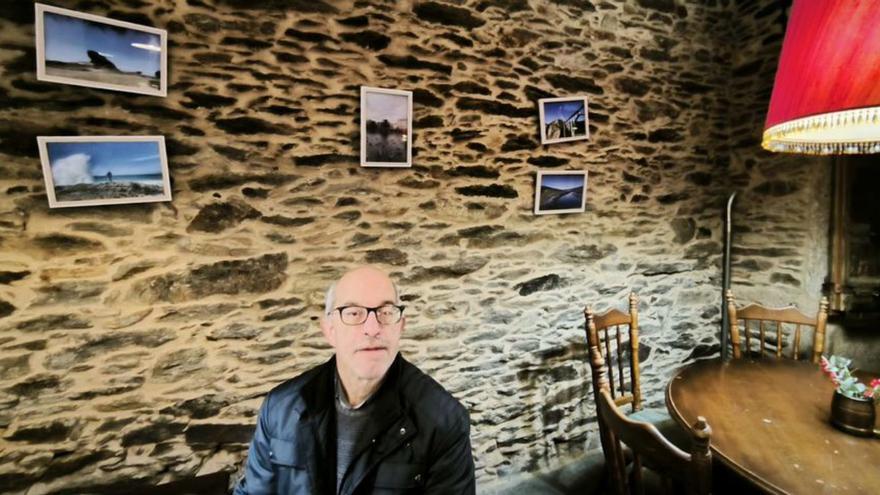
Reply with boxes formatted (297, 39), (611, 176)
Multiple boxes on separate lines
(762, 0), (880, 155)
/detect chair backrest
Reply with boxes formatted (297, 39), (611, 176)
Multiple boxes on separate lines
(584, 292), (642, 413)
(726, 290), (829, 363)
(590, 341), (712, 495)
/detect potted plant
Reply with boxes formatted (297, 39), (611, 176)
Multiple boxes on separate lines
(820, 355), (879, 436)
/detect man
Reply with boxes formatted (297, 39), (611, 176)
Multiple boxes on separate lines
(234, 266), (475, 494)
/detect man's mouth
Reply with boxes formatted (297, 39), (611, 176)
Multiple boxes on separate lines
(358, 346), (387, 353)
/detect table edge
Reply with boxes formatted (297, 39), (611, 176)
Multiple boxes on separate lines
(665, 362), (789, 495)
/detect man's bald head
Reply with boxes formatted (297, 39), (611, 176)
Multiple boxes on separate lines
(324, 266), (400, 316)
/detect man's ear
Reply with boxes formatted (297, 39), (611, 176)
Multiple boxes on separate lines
(399, 316), (406, 334)
(320, 315), (336, 347)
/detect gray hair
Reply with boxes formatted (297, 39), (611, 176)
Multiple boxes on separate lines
(324, 279), (401, 316)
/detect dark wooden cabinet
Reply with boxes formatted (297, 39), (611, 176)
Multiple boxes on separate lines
(827, 155), (880, 322)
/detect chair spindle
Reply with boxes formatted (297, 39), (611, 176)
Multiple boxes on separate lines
(604, 329), (615, 399)
(774, 321), (781, 358)
(744, 320), (752, 356)
(758, 320), (767, 357)
(615, 325), (625, 395)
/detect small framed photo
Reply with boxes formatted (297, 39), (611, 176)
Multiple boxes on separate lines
(538, 96), (590, 145)
(361, 86), (413, 167)
(35, 3), (168, 97)
(37, 136), (172, 208)
(534, 170), (588, 215)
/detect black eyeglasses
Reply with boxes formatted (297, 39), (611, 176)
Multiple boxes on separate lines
(331, 304), (405, 326)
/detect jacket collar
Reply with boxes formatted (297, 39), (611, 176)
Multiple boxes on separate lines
(300, 353), (406, 420)
(298, 356), (336, 418)
(296, 354), (409, 494)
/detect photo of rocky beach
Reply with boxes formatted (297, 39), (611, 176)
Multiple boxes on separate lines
(362, 89), (411, 165)
(41, 8), (163, 93)
(43, 140), (169, 206)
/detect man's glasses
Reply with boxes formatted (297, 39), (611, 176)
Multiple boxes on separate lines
(331, 305), (405, 326)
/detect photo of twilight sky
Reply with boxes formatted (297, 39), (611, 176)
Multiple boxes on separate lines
(544, 100), (585, 124)
(541, 174), (585, 191)
(365, 92), (408, 125)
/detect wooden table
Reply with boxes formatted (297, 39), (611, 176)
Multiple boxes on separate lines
(666, 358), (880, 494)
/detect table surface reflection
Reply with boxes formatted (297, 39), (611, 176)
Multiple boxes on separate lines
(666, 358), (879, 494)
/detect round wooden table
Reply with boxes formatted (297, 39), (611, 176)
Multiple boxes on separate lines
(666, 358), (880, 494)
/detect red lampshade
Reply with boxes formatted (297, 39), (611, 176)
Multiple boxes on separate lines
(763, 0), (880, 154)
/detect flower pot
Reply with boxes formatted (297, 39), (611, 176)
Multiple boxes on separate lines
(830, 390), (876, 437)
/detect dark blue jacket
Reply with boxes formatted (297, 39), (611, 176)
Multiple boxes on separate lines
(234, 354), (475, 494)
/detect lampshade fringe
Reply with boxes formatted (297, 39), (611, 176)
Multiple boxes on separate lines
(762, 106), (880, 155)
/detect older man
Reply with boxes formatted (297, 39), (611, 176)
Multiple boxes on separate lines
(234, 266), (475, 494)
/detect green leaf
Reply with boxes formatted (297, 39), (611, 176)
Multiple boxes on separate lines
(830, 355), (852, 369)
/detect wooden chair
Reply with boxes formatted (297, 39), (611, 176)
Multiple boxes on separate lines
(584, 292), (642, 413)
(591, 338), (713, 495)
(726, 290), (829, 363)
(585, 293), (693, 454)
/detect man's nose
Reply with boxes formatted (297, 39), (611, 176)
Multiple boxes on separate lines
(362, 310), (382, 336)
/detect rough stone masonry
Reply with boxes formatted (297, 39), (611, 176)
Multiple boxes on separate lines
(0, 0), (828, 493)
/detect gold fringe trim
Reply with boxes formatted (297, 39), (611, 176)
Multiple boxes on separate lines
(762, 106), (880, 155)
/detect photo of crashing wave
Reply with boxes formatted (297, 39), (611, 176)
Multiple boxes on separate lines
(544, 100), (587, 140)
(539, 174), (585, 210)
(47, 141), (165, 202)
(43, 11), (162, 90)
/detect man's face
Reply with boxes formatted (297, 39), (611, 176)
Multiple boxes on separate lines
(321, 267), (404, 387)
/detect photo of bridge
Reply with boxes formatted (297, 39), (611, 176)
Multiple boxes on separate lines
(539, 96), (590, 144)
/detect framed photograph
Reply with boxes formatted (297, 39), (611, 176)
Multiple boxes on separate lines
(534, 170), (588, 215)
(360, 86), (413, 167)
(538, 96), (589, 145)
(37, 136), (172, 208)
(35, 3), (168, 97)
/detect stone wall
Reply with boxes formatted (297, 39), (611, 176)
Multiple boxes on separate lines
(0, 0), (830, 493)
(724, 0), (831, 311)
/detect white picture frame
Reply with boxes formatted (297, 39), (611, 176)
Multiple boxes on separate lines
(360, 86), (413, 167)
(35, 3), (168, 97)
(534, 170), (588, 215)
(538, 96), (590, 145)
(37, 136), (172, 208)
